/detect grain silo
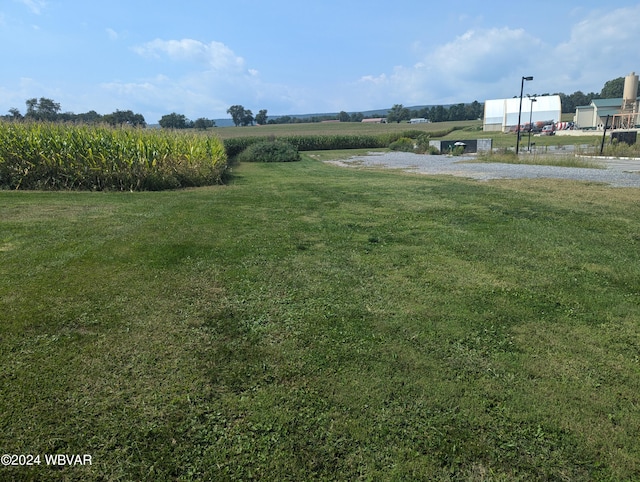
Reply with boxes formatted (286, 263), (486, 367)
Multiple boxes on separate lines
(613, 72), (639, 129)
(623, 72), (638, 108)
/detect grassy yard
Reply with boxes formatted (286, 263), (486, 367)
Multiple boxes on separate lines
(1, 156), (640, 480)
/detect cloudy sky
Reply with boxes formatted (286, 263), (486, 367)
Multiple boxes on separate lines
(2, 1), (640, 123)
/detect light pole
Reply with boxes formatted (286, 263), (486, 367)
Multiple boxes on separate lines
(528, 96), (536, 152)
(516, 76), (533, 155)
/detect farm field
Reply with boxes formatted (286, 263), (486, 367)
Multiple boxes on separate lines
(214, 119), (605, 151)
(1, 156), (640, 480)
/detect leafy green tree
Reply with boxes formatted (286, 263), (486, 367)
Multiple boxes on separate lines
(255, 109), (268, 125)
(350, 112), (364, 122)
(241, 109), (254, 127)
(25, 97), (61, 121)
(103, 110), (146, 127)
(431, 105), (447, 122)
(337, 111), (350, 122)
(76, 110), (103, 124)
(227, 105), (247, 127)
(387, 104), (410, 123)
(159, 112), (188, 129)
(465, 101), (483, 120)
(8, 108), (23, 120)
(600, 77), (625, 99)
(193, 117), (216, 130)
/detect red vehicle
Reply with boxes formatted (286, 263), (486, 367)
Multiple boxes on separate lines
(541, 124), (555, 136)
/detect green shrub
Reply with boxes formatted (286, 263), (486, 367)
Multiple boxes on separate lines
(414, 134), (432, 154)
(223, 136), (269, 158)
(389, 137), (416, 152)
(236, 140), (301, 163)
(224, 134), (399, 157)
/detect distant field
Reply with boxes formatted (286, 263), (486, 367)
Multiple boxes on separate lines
(214, 119), (603, 151)
(214, 119), (480, 139)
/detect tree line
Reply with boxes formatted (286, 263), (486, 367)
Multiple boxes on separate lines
(1, 98), (218, 130)
(3, 77), (635, 129)
(4, 98), (147, 127)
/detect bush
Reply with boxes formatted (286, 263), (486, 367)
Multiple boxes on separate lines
(236, 140), (301, 163)
(414, 134), (432, 154)
(223, 137), (269, 158)
(388, 137), (416, 152)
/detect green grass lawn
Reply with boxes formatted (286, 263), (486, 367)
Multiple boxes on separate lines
(2, 156), (640, 480)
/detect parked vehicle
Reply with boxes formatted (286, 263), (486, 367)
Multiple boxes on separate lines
(541, 124), (555, 136)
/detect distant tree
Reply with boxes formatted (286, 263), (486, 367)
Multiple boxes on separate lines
(103, 109), (146, 127)
(448, 103), (466, 121)
(25, 97), (61, 121)
(8, 108), (23, 120)
(255, 109), (268, 125)
(77, 110), (103, 124)
(600, 77), (625, 99)
(387, 104), (410, 123)
(227, 105), (247, 127)
(430, 105), (447, 122)
(241, 109), (254, 127)
(350, 112), (364, 122)
(193, 117), (215, 130)
(465, 101), (483, 120)
(25, 98), (38, 116)
(337, 111), (350, 122)
(159, 112), (188, 129)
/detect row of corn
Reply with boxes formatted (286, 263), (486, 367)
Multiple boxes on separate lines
(0, 122), (227, 191)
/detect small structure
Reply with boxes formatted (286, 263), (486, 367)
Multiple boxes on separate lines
(361, 118), (386, 124)
(574, 72), (640, 129)
(483, 95), (561, 132)
(429, 139), (492, 154)
(408, 118), (430, 124)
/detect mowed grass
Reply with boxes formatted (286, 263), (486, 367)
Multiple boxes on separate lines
(1, 156), (640, 480)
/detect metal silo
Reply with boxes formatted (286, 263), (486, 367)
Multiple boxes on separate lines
(623, 72), (639, 109)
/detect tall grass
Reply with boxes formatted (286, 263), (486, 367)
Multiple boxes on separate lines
(476, 149), (605, 168)
(0, 122), (227, 190)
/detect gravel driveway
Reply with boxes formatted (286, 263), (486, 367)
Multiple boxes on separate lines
(331, 152), (640, 188)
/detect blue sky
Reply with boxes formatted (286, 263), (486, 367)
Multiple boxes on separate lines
(2, 1), (640, 123)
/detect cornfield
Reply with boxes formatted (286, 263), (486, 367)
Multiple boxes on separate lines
(0, 122), (227, 190)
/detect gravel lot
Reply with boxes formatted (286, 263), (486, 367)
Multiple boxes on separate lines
(331, 152), (640, 188)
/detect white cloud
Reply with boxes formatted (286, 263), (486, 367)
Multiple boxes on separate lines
(17, 0), (47, 15)
(117, 37), (311, 119)
(133, 38), (246, 72)
(106, 28), (119, 41)
(550, 5), (640, 91)
(351, 27), (539, 106)
(344, 5), (640, 109)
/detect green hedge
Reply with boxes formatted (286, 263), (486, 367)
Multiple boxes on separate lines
(236, 141), (301, 163)
(223, 129), (458, 158)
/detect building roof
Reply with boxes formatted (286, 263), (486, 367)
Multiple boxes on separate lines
(591, 98), (625, 108)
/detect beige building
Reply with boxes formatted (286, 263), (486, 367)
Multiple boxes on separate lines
(574, 72), (640, 129)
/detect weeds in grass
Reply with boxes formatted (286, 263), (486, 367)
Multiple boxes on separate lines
(476, 149), (605, 168)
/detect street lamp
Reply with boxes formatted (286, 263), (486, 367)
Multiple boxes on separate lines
(528, 96), (537, 152)
(516, 76), (533, 155)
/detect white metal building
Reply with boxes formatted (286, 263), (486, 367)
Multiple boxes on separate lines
(483, 95), (562, 132)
